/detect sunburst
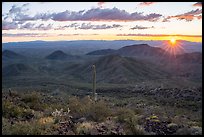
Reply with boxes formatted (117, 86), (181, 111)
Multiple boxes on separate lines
(170, 38), (176, 45)
(161, 39), (186, 57)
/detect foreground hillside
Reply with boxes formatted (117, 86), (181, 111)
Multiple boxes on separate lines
(2, 86), (202, 135)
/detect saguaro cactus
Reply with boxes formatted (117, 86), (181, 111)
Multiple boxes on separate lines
(92, 64), (97, 101)
(9, 88), (12, 96)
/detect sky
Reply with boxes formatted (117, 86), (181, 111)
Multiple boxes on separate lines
(2, 2), (202, 43)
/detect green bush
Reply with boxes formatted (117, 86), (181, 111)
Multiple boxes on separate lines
(21, 92), (47, 111)
(2, 99), (35, 119)
(68, 96), (111, 122)
(68, 96), (90, 118)
(88, 100), (112, 122)
(2, 100), (24, 118)
(126, 116), (145, 135)
(2, 119), (58, 135)
(116, 108), (135, 123)
(21, 92), (41, 103)
(115, 108), (145, 135)
(75, 122), (94, 135)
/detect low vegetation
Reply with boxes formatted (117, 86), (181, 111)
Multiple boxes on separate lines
(2, 87), (202, 135)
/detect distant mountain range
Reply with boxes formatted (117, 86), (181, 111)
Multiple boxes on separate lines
(87, 44), (202, 63)
(2, 41), (202, 85)
(2, 40), (202, 57)
(87, 44), (167, 58)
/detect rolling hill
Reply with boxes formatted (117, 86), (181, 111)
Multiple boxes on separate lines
(175, 52), (202, 64)
(70, 54), (170, 84)
(86, 49), (117, 55)
(117, 44), (166, 57)
(2, 50), (25, 60)
(45, 50), (79, 60)
(86, 44), (169, 59)
(2, 63), (35, 77)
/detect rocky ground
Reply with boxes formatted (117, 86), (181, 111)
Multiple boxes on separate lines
(2, 87), (202, 135)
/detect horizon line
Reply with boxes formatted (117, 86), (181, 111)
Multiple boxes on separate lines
(2, 39), (202, 44)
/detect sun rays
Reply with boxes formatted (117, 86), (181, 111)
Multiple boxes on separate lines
(161, 39), (186, 58)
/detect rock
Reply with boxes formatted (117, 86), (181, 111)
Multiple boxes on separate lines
(166, 123), (178, 134)
(167, 123), (178, 129)
(25, 113), (34, 120)
(190, 126), (202, 135)
(176, 127), (192, 135)
(111, 130), (118, 135)
(76, 117), (86, 123)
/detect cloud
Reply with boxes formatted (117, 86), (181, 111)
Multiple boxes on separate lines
(4, 4), (163, 22)
(20, 22), (35, 29)
(116, 33), (202, 37)
(8, 4), (29, 17)
(55, 23), (122, 30)
(14, 12), (52, 22)
(78, 23), (122, 30)
(163, 9), (202, 22)
(2, 33), (99, 37)
(57, 34), (99, 36)
(54, 23), (80, 30)
(2, 21), (19, 30)
(4, 4), (51, 22)
(19, 22), (53, 30)
(51, 8), (162, 22)
(98, 2), (105, 8)
(2, 33), (50, 37)
(35, 24), (53, 30)
(138, 2), (156, 6)
(193, 2), (202, 7)
(130, 25), (154, 30)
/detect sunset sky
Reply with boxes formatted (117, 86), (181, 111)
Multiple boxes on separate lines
(2, 2), (202, 43)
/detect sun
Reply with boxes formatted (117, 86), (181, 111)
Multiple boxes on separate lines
(162, 38), (185, 56)
(170, 38), (176, 45)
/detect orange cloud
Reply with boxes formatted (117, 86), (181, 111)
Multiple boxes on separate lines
(163, 9), (202, 22)
(139, 2), (156, 6)
(98, 2), (105, 8)
(193, 2), (202, 7)
(116, 34), (202, 37)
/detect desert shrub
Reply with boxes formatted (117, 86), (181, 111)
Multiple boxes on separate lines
(125, 114), (145, 135)
(2, 120), (43, 135)
(133, 108), (143, 115)
(127, 124), (146, 135)
(2, 100), (24, 118)
(68, 96), (90, 118)
(68, 96), (111, 122)
(88, 100), (112, 122)
(2, 119), (58, 135)
(51, 108), (71, 123)
(21, 92), (41, 103)
(21, 92), (47, 111)
(28, 102), (47, 111)
(2, 117), (11, 135)
(115, 108), (145, 135)
(8, 90), (19, 97)
(75, 122), (94, 135)
(116, 108), (135, 123)
(3, 98), (35, 120)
